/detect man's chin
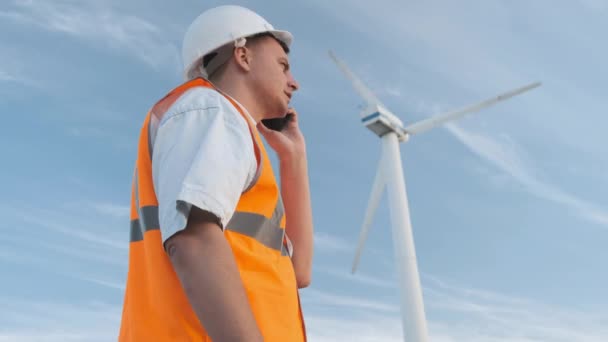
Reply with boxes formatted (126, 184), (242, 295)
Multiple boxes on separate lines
(263, 114), (286, 121)
(273, 107), (290, 118)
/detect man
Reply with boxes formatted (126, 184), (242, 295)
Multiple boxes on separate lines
(119, 5), (313, 341)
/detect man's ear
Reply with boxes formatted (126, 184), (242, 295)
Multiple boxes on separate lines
(233, 46), (252, 72)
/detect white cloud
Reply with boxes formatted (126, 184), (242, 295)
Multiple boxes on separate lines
(317, 266), (395, 288)
(0, 205), (127, 268)
(89, 202), (130, 219)
(0, 67), (38, 87)
(303, 288), (399, 313)
(578, 0), (608, 11)
(305, 314), (403, 342)
(20, 213), (126, 250)
(1, 0), (179, 70)
(422, 276), (608, 342)
(2, 257), (605, 342)
(0, 246), (48, 265)
(446, 123), (608, 227)
(76, 275), (125, 291)
(380, 85), (403, 98)
(310, 0), (527, 89)
(0, 71), (17, 82)
(0, 202), (128, 270)
(0, 298), (120, 342)
(314, 231), (353, 252)
(301, 276), (608, 341)
(31, 238), (125, 266)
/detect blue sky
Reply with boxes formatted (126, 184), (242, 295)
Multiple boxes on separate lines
(1, 0), (607, 341)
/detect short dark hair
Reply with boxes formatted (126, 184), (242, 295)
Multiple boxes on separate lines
(202, 52), (218, 69)
(203, 32), (289, 69)
(199, 32), (290, 81)
(246, 32), (290, 54)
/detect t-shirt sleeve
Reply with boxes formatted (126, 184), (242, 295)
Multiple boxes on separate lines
(151, 88), (258, 245)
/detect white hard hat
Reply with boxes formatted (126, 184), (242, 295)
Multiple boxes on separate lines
(181, 5), (293, 80)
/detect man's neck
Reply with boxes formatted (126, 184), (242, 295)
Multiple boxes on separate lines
(212, 78), (263, 123)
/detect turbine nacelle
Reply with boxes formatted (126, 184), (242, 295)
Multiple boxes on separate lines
(360, 104), (409, 141)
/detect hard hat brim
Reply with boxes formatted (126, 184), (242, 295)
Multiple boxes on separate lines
(268, 29), (293, 48)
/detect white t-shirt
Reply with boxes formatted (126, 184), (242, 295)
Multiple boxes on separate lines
(151, 87), (258, 244)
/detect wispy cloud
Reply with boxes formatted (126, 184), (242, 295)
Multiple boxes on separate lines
(578, 0), (608, 11)
(0, 203), (128, 268)
(0, 67), (38, 87)
(74, 275), (125, 291)
(1, 0), (179, 70)
(20, 213), (126, 250)
(89, 202), (130, 219)
(0, 298), (120, 342)
(423, 276), (608, 342)
(446, 123), (608, 226)
(0, 245), (49, 265)
(302, 275), (608, 341)
(0, 205), (126, 338)
(305, 314), (403, 342)
(1, 235), (124, 267)
(304, 288), (399, 313)
(317, 266), (395, 288)
(0, 71), (18, 83)
(383, 86), (402, 98)
(314, 232), (353, 253)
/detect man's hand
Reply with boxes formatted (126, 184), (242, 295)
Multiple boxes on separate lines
(166, 207), (263, 341)
(257, 108), (306, 163)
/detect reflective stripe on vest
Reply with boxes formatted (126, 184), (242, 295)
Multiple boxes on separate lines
(129, 200), (291, 256)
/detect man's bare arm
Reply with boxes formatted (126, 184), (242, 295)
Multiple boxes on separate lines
(166, 207), (262, 342)
(280, 155), (314, 289)
(256, 110), (314, 289)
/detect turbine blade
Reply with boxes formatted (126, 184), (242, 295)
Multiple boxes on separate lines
(328, 50), (383, 108)
(405, 82), (542, 135)
(352, 154), (386, 274)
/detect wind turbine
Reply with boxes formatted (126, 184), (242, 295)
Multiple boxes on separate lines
(328, 50), (541, 342)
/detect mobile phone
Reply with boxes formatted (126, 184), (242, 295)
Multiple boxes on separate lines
(261, 113), (294, 131)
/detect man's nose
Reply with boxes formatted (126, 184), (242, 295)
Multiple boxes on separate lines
(288, 73), (299, 91)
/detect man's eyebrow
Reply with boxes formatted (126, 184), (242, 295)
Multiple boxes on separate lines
(279, 57), (290, 69)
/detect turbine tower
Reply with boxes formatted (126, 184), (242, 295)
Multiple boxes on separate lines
(329, 50), (541, 342)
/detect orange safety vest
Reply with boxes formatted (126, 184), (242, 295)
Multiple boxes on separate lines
(119, 78), (306, 341)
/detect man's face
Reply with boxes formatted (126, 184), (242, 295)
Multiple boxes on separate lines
(248, 37), (299, 119)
